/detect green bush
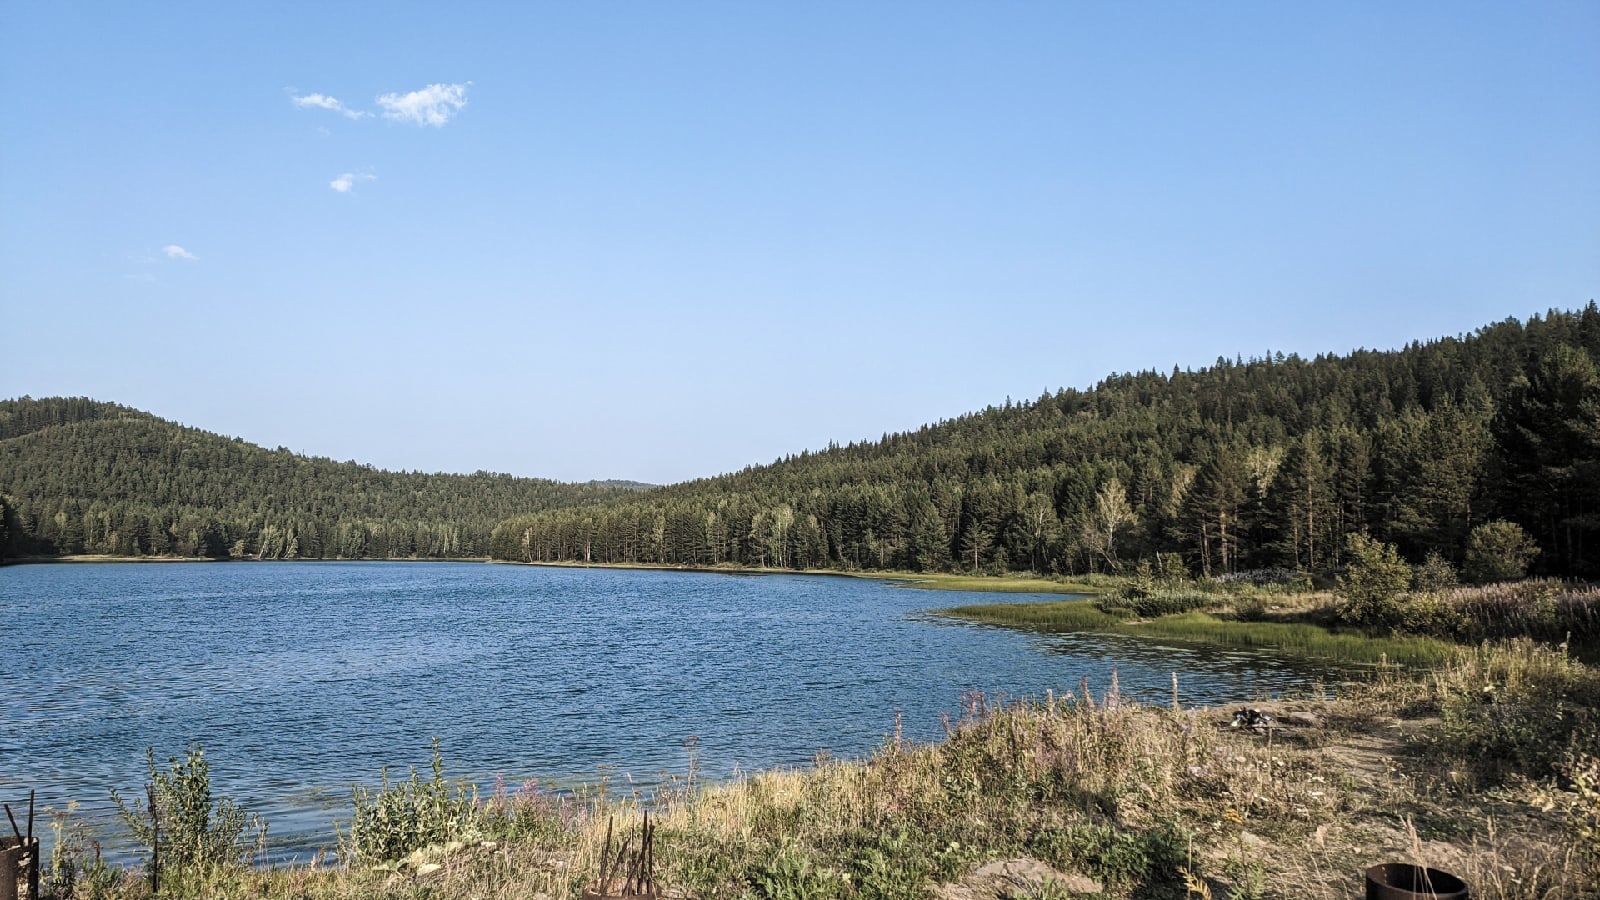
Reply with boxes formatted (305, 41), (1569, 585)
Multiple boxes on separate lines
(1028, 822), (1190, 890)
(1465, 520), (1540, 583)
(341, 738), (482, 863)
(46, 804), (124, 898)
(750, 846), (839, 900)
(1436, 641), (1600, 782)
(1336, 533), (1412, 629)
(111, 746), (264, 878)
(1413, 551), (1459, 592)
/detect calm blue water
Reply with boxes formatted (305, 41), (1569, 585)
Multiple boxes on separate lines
(0, 562), (1331, 860)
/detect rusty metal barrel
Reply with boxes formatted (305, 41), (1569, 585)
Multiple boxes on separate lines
(1365, 863), (1469, 900)
(0, 836), (40, 900)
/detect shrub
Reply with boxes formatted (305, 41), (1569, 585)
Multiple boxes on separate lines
(46, 803), (123, 898)
(341, 738), (482, 863)
(110, 746), (264, 878)
(1336, 533), (1412, 629)
(750, 846), (839, 900)
(1029, 822), (1191, 890)
(1435, 640), (1600, 782)
(1442, 580), (1600, 643)
(1096, 588), (1217, 618)
(1567, 753), (1600, 867)
(1464, 520), (1540, 583)
(1412, 551), (1459, 593)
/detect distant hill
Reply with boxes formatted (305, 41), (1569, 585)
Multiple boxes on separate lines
(490, 306), (1600, 580)
(0, 397), (655, 560)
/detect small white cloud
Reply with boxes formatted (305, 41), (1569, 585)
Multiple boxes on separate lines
(163, 244), (198, 261)
(377, 83), (468, 127)
(330, 172), (377, 193)
(291, 92), (369, 120)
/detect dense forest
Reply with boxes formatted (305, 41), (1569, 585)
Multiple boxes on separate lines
(489, 307), (1600, 580)
(0, 398), (652, 560)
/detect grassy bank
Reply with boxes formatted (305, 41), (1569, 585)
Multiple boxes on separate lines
(860, 571), (1105, 595)
(508, 560), (1106, 594)
(44, 641), (1599, 900)
(941, 599), (1456, 667)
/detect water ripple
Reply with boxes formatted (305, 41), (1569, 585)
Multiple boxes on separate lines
(1, 562), (1333, 862)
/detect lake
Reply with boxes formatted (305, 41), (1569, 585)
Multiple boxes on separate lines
(1, 561), (1333, 861)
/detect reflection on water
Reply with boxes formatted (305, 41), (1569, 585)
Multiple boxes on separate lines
(1, 562), (1342, 862)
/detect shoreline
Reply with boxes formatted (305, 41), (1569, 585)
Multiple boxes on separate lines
(5, 553), (1101, 593)
(37, 639), (1596, 898)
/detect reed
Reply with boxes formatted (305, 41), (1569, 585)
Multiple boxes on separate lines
(938, 601), (1455, 666)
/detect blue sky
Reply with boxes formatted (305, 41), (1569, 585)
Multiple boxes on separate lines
(3, 2), (1596, 484)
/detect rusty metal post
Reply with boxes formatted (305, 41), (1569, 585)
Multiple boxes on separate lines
(24, 793), (35, 900)
(148, 783), (160, 895)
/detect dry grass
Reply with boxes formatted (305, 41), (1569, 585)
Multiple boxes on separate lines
(43, 644), (1600, 900)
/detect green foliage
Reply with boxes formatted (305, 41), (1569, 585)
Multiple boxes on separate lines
(851, 830), (934, 900)
(1436, 640), (1600, 783)
(1567, 753), (1600, 866)
(479, 777), (582, 846)
(47, 804), (124, 899)
(1443, 579), (1600, 643)
(0, 396), (651, 560)
(342, 738), (483, 864)
(750, 846), (839, 900)
(1096, 588), (1217, 618)
(13, 310), (1600, 582)
(1464, 520), (1540, 583)
(1029, 822), (1190, 890)
(1413, 551), (1459, 592)
(110, 746), (263, 878)
(1336, 533), (1412, 629)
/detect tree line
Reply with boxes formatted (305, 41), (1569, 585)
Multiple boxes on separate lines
(489, 306), (1600, 580)
(0, 398), (651, 560)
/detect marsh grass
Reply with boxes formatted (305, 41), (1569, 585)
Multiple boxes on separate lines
(863, 572), (1107, 595)
(939, 600), (1455, 666)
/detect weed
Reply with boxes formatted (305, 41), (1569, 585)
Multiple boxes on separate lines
(46, 803), (124, 899)
(750, 846), (838, 900)
(110, 745), (264, 879)
(341, 737), (482, 864)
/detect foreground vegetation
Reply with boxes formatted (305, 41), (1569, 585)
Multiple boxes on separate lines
(39, 639), (1599, 900)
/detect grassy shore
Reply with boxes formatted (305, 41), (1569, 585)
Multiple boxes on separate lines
(47, 640), (1599, 900)
(510, 560), (1106, 595)
(857, 571), (1104, 595)
(940, 599), (1457, 667)
(33, 574), (1600, 898)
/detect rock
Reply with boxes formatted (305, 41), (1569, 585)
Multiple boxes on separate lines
(416, 862), (443, 877)
(1286, 711), (1321, 728)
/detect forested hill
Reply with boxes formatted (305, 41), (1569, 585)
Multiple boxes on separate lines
(0, 397), (654, 560)
(490, 306), (1600, 579)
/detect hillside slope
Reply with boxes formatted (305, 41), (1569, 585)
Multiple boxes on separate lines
(0, 397), (654, 560)
(490, 306), (1600, 579)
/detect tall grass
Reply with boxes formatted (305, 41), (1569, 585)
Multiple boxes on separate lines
(868, 572), (1106, 594)
(939, 600), (1454, 666)
(941, 598), (1126, 630)
(1124, 613), (1456, 666)
(1443, 580), (1600, 644)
